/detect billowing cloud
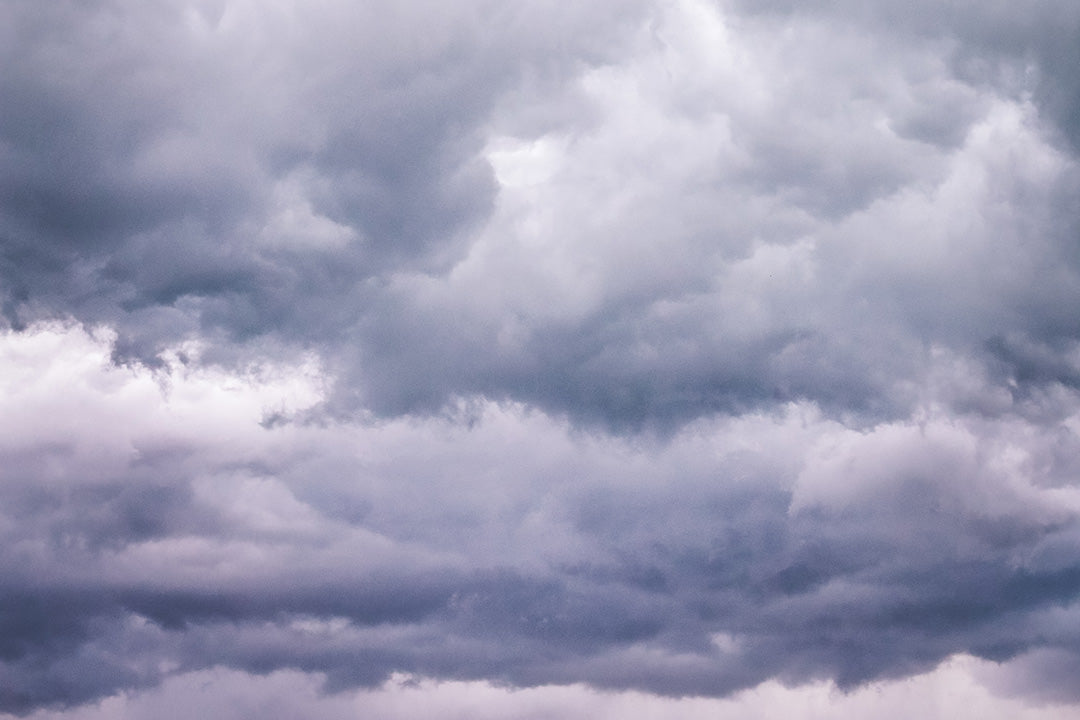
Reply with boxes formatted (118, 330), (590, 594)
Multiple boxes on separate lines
(2, 0), (1080, 716)
(1, 323), (1079, 714)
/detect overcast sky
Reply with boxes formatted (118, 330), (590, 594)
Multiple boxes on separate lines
(2, 0), (1080, 717)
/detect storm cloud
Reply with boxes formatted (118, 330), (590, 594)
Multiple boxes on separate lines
(2, 0), (1080, 717)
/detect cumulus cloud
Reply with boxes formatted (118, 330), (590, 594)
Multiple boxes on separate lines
(4, 0), (1079, 427)
(2, 0), (1080, 716)
(1, 323), (1079, 714)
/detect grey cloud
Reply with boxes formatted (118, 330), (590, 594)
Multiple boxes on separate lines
(2, 347), (1080, 712)
(0, 0), (649, 354)
(4, 0), (1080, 716)
(725, 0), (1080, 151)
(330, 0), (1080, 430)
(4, 0), (1080, 433)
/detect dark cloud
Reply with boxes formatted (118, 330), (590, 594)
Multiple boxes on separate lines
(3, 0), (1080, 717)
(2, 0), (1079, 432)
(2, 336), (1080, 714)
(0, 0), (649, 357)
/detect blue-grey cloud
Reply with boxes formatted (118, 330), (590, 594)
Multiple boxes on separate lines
(3, 0), (1080, 716)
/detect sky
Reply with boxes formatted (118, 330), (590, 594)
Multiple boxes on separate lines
(2, 0), (1080, 717)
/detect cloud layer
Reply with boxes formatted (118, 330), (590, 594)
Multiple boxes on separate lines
(2, 0), (1080, 716)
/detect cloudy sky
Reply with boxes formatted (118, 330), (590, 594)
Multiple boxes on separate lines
(2, 0), (1080, 717)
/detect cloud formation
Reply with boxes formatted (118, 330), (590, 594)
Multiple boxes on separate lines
(2, 323), (1080, 714)
(2, 0), (1080, 716)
